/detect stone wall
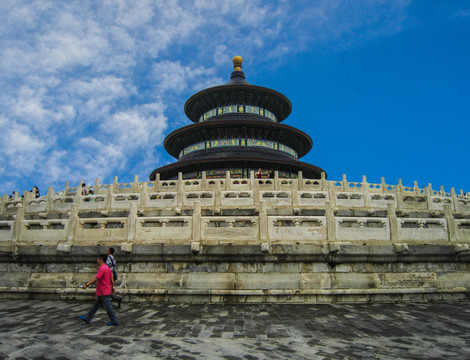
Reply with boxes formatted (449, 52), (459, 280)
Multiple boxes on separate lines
(1, 171), (469, 303)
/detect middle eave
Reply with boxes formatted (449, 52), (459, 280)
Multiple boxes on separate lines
(164, 118), (313, 158)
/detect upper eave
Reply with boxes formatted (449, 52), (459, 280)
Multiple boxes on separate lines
(184, 83), (292, 123)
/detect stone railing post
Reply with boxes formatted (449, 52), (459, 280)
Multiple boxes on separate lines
(258, 201), (268, 241)
(64, 181), (70, 196)
(325, 201), (336, 242)
(105, 184), (113, 211)
(440, 185), (445, 196)
(75, 182), (82, 207)
(425, 183), (433, 210)
(387, 203), (399, 242)
(225, 171), (231, 191)
(249, 170), (255, 190)
(132, 175), (139, 192)
(94, 178), (101, 195)
(113, 176), (119, 193)
(381, 177), (387, 194)
(298, 171), (304, 191)
(327, 181), (337, 208)
(45, 187), (54, 211)
(0, 194), (8, 215)
(253, 175), (261, 207)
(362, 175), (371, 208)
(201, 171), (207, 191)
(444, 204), (456, 242)
(451, 188), (459, 212)
(177, 172), (184, 208)
(396, 179), (404, 209)
(192, 201), (201, 242)
(291, 179), (298, 207)
(321, 172), (327, 191)
(126, 202), (137, 242)
(342, 174), (348, 192)
(23, 190), (33, 203)
(66, 204), (79, 242)
(11, 203), (25, 247)
(215, 180), (222, 207)
(274, 170), (279, 190)
(153, 173), (161, 192)
(140, 182), (147, 209)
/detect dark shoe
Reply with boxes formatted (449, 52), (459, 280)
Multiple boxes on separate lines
(79, 315), (89, 324)
(106, 321), (119, 326)
(118, 297), (123, 309)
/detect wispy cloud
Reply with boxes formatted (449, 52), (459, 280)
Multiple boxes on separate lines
(0, 0), (414, 193)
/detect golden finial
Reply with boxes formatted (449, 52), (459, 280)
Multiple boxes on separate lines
(233, 56), (243, 71)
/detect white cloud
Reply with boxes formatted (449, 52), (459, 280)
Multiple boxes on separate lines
(0, 0), (418, 193)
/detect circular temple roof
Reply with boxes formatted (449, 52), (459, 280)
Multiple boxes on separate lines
(149, 56), (326, 181)
(184, 57), (292, 123)
(164, 119), (313, 159)
(150, 156), (325, 181)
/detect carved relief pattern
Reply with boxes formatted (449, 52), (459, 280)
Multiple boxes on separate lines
(199, 104), (277, 122)
(179, 138), (298, 158)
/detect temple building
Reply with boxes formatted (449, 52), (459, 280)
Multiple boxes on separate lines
(150, 56), (326, 180)
(1, 56), (469, 305)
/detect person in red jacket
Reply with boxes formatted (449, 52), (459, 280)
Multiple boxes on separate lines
(79, 254), (119, 326)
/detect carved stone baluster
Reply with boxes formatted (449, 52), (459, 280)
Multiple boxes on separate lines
(126, 202), (137, 242)
(387, 203), (398, 242)
(192, 201), (201, 242)
(444, 204), (456, 242)
(66, 204), (79, 243)
(326, 201), (336, 242)
(177, 172), (184, 208)
(259, 201), (267, 241)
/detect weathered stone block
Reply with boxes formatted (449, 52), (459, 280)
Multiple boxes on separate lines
(235, 273), (301, 290)
(57, 243), (71, 253)
(226, 262), (257, 273)
(436, 272), (470, 289)
(121, 243), (133, 252)
(268, 216), (326, 242)
(301, 273), (331, 289)
(0, 272), (30, 287)
(336, 217), (390, 241)
(186, 273), (235, 290)
(125, 273), (184, 289)
(257, 262), (302, 273)
(136, 217), (192, 242)
(332, 273), (379, 289)
(334, 264), (352, 273)
(379, 272), (437, 288)
(29, 273), (71, 288)
(271, 244), (326, 255)
(168, 262), (226, 273)
(301, 263), (331, 273)
(130, 262), (167, 273)
(398, 218), (448, 242)
(71, 273), (96, 287)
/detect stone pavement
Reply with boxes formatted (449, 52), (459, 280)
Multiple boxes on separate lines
(1, 299), (470, 359)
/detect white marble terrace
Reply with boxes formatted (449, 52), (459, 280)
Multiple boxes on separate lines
(1, 171), (469, 248)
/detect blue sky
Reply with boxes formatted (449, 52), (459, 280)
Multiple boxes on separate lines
(0, 0), (469, 196)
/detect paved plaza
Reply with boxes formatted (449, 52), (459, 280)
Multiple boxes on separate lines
(0, 299), (470, 359)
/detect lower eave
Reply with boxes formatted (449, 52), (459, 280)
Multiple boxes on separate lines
(149, 157), (326, 180)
